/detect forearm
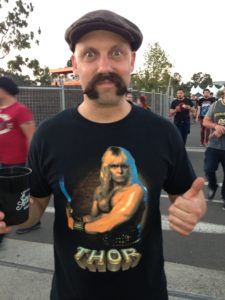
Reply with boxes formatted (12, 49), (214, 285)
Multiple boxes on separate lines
(189, 107), (196, 113)
(169, 109), (176, 116)
(202, 118), (217, 129)
(85, 212), (128, 234)
(17, 196), (50, 229)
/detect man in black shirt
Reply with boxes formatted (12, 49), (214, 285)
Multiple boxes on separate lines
(170, 88), (196, 145)
(0, 10), (206, 300)
(196, 88), (215, 146)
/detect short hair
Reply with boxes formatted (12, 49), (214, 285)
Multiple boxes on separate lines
(0, 77), (19, 96)
(203, 88), (210, 93)
(176, 88), (185, 93)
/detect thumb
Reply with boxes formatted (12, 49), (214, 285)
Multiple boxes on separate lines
(183, 177), (204, 200)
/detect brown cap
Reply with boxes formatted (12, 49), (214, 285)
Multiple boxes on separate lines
(65, 10), (143, 52)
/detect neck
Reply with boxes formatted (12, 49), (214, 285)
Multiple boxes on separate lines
(0, 95), (16, 108)
(78, 97), (132, 123)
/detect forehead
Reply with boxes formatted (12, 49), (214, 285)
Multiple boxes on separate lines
(75, 30), (131, 50)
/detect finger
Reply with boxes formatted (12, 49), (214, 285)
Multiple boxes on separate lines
(169, 221), (192, 236)
(183, 177), (204, 199)
(0, 211), (5, 221)
(168, 204), (196, 223)
(0, 221), (12, 234)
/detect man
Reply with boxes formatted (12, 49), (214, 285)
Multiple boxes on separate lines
(209, 92), (217, 102)
(196, 88), (215, 146)
(0, 77), (39, 240)
(126, 90), (137, 105)
(170, 88), (195, 145)
(203, 88), (225, 209)
(0, 10), (206, 300)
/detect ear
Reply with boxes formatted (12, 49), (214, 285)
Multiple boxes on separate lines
(71, 54), (78, 75)
(130, 51), (136, 73)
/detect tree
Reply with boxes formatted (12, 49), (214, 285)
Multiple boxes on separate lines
(0, 0), (51, 85)
(131, 43), (177, 93)
(0, 0), (41, 59)
(66, 58), (72, 67)
(191, 72), (213, 89)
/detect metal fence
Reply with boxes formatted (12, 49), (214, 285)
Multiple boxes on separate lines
(17, 86), (171, 125)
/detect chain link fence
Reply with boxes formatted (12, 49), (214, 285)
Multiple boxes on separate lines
(17, 86), (171, 125)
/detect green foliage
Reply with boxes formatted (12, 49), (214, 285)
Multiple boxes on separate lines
(66, 58), (72, 67)
(191, 72), (213, 89)
(131, 42), (181, 93)
(0, 0), (51, 85)
(0, 0), (40, 59)
(0, 67), (35, 86)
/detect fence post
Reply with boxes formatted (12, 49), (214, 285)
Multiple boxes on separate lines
(59, 85), (65, 111)
(152, 90), (156, 112)
(159, 93), (163, 116)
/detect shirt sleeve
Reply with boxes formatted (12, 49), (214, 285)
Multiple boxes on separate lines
(188, 99), (194, 107)
(205, 103), (215, 119)
(163, 126), (196, 195)
(16, 104), (33, 126)
(170, 100), (176, 109)
(27, 132), (52, 198)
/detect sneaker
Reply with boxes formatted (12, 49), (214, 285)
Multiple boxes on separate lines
(200, 143), (204, 147)
(16, 221), (41, 234)
(207, 185), (218, 200)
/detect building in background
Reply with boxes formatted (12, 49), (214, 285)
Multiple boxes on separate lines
(49, 67), (81, 87)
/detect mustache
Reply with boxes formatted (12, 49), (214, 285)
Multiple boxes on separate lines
(83, 72), (128, 100)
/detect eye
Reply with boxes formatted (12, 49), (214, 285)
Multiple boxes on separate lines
(111, 48), (123, 58)
(83, 49), (96, 59)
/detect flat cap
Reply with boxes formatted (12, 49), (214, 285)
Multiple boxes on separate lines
(65, 10), (143, 52)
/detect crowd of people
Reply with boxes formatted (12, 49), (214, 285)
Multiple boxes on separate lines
(169, 86), (225, 210)
(0, 8), (224, 299)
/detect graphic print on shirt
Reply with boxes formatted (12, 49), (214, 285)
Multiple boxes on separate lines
(0, 113), (13, 134)
(59, 146), (149, 272)
(200, 101), (211, 117)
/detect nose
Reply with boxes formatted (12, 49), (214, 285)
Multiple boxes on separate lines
(97, 54), (113, 74)
(116, 166), (123, 174)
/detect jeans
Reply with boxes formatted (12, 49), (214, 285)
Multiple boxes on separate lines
(174, 121), (190, 145)
(204, 147), (225, 200)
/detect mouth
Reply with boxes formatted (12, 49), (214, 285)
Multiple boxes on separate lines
(96, 80), (115, 86)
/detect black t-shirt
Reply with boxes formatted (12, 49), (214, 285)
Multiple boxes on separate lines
(198, 97), (215, 119)
(170, 98), (193, 124)
(28, 104), (195, 300)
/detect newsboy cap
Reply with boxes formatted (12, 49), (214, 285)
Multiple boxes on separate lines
(65, 10), (143, 52)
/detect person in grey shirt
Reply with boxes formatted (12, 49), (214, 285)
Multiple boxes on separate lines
(203, 89), (225, 209)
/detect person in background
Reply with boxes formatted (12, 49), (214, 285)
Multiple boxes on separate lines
(126, 91), (137, 105)
(170, 88), (195, 145)
(0, 10), (206, 300)
(203, 88), (225, 210)
(0, 77), (39, 238)
(136, 95), (151, 110)
(209, 92), (217, 102)
(196, 88), (215, 146)
(190, 94), (198, 123)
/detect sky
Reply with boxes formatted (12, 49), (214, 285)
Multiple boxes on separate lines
(2, 0), (225, 83)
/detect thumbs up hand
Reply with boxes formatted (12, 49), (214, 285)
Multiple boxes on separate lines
(168, 177), (207, 236)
